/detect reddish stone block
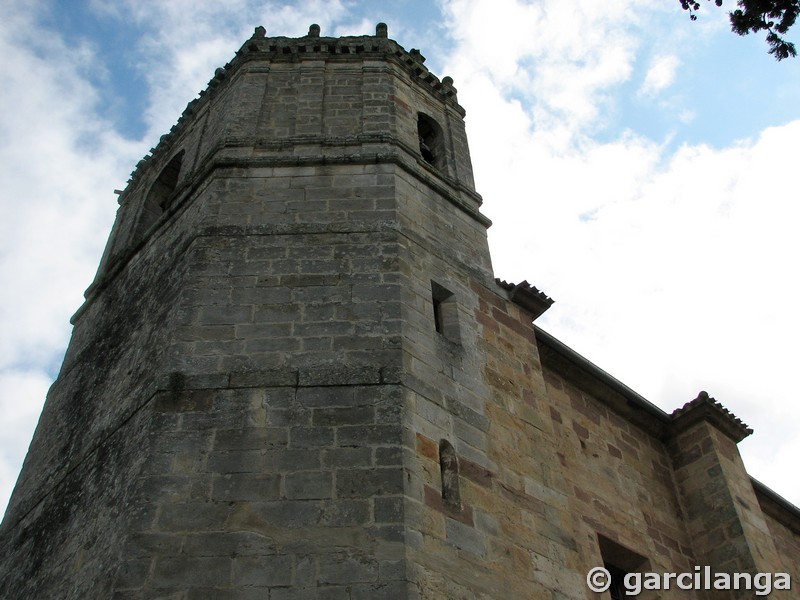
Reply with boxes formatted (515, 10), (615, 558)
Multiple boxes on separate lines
(572, 421), (589, 440)
(459, 458), (494, 488)
(607, 443), (622, 459)
(416, 433), (438, 461)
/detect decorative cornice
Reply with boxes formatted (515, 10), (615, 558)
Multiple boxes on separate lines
(495, 279), (554, 321)
(670, 390), (753, 442)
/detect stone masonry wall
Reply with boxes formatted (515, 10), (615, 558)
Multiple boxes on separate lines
(542, 366), (700, 597)
(170, 163), (403, 373)
(0, 403), (154, 600)
(110, 377), (406, 599)
(108, 162), (410, 597)
(762, 510), (800, 579)
(402, 272), (584, 599)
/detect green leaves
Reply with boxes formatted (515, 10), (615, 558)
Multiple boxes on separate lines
(681, 0), (799, 59)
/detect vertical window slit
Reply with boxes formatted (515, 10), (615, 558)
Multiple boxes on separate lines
(431, 281), (460, 343)
(433, 295), (444, 333)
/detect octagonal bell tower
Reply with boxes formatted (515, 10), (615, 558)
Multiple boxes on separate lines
(0, 21), (516, 598)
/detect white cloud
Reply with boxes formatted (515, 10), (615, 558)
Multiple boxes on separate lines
(445, 0), (642, 135)
(639, 54), (679, 96)
(0, 5), (139, 366)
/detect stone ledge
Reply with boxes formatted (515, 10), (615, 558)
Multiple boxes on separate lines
(495, 279), (554, 321)
(79, 146), (488, 319)
(152, 367), (407, 392)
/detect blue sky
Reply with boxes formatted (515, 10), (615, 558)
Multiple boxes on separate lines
(40, 0), (800, 147)
(2, 0), (799, 516)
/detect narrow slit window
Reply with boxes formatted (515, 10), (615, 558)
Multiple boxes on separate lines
(431, 281), (460, 343)
(439, 439), (461, 509)
(433, 295), (444, 334)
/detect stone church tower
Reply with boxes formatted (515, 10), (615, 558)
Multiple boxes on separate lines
(1, 24), (797, 600)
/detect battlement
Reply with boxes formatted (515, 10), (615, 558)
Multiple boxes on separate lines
(243, 24), (459, 104)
